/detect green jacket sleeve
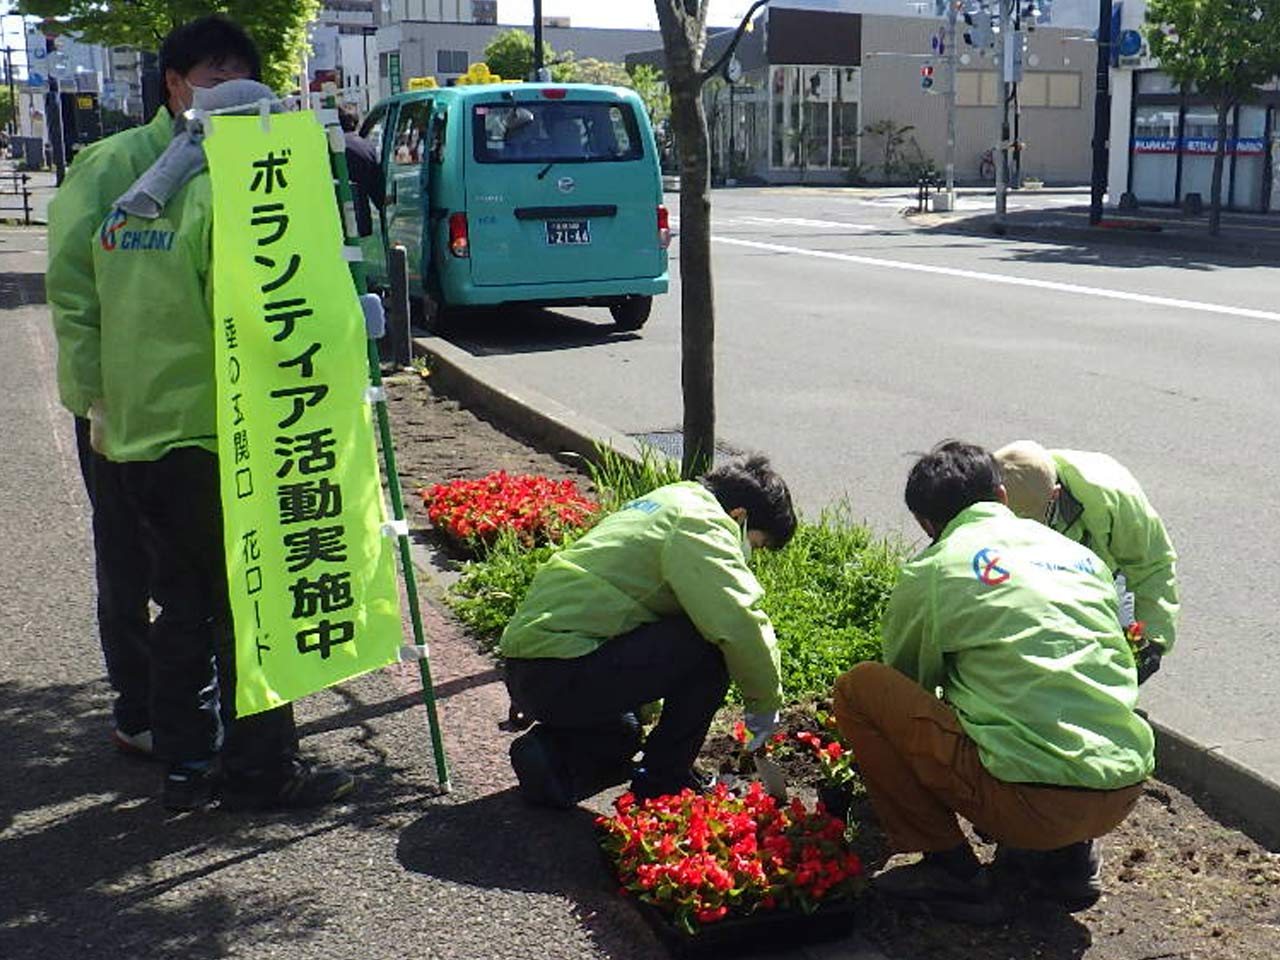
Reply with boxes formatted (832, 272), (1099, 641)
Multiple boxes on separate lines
(881, 560), (946, 695)
(1107, 487), (1179, 655)
(661, 512), (783, 712)
(47, 156), (107, 416)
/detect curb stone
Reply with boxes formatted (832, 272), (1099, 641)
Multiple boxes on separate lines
(411, 334), (1280, 855)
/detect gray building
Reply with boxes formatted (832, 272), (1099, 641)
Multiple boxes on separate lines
(631, 6), (1097, 186)
(375, 18), (662, 91)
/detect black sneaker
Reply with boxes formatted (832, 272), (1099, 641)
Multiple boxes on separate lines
(994, 839), (1103, 911)
(163, 763), (216, 812)
(873, 858), (1010, 926)
(510, 728), (573, 809)
(1036, 840), (1104, 911)
(221, 758), (356, 812)
(629, 766), (717, 802)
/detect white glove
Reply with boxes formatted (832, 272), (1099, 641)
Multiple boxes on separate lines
(743, 709), (780, 752)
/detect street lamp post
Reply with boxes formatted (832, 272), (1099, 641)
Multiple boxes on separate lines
(532, 0), (546, 80)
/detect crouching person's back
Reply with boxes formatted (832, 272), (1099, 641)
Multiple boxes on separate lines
(833, 440), (1153, 924)
(501, 456), (795, 807)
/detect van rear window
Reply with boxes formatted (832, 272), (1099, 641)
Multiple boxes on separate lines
(472, 101), (644, 164)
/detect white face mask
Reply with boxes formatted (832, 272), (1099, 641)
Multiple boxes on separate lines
(738, 514), (753, 562)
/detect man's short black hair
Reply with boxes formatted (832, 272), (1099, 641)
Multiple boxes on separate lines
(904, 440), (1003, 533)
(338, 103), (360, 133)
(159, 15), (261, 82)
(700, 454), (797, 548)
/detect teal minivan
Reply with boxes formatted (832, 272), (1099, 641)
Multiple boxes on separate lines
(359, 82), (670, 332)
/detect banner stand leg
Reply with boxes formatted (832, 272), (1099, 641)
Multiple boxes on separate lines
(323, 113), (451, 793)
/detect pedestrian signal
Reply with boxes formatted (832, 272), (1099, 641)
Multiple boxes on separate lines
(920, 64), (935, 90)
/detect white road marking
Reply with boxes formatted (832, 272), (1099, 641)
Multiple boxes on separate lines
(670, 215), (882, 231)
(713, 236), (1280, 324)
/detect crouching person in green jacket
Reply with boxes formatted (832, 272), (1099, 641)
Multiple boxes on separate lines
(500, 456), (796, 807)
(833, 441), (1153, 923)
(994, 441), (1179, 683)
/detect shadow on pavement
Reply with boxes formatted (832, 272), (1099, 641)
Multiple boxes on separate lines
(922, 209), (1276, 272)
(448, 306), (642, 358)
(396, 788), (668, 960)
(0, 677), (430, 960)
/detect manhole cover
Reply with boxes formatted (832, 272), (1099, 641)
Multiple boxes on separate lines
(629, 429), (744, 465)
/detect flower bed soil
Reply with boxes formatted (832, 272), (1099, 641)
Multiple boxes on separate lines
(385, 370), (1280, 960)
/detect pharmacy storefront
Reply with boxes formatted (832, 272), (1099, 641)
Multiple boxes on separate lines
(1127, 71), (1278, 213)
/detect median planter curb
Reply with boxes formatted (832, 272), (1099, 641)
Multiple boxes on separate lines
(409, 333), (1280, 854)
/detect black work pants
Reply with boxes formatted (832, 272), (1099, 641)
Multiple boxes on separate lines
(118, 446), (297, 774)
(504, 616), (730, 792)
(74, 417), (151, 735)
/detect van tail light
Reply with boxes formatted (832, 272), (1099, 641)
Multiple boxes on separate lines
(657, 205), (671, 249)
(541, 88), (568, 99)
(448, 212), (470, 258)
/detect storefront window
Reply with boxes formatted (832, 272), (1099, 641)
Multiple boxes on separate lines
(1232, 106), (1267, 210)
(1131, 104), (1178, 204)
(1180, 105), (1222, 204)
(767, 65), (860, 173)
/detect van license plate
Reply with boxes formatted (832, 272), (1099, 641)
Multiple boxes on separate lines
(546, 220), (590, 245)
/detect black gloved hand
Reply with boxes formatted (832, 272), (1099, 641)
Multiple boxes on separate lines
(1136, 646), (1162, 685)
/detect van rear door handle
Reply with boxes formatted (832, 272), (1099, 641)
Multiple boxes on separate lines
(513, 205), (617, 220)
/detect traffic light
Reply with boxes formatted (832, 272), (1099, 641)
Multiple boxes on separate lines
(920, 64), (935, 91)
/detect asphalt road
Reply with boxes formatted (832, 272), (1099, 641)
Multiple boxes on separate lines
(444, 187), (1280, 791)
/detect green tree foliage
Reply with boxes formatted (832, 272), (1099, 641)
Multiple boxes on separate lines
(15, 0), (320, 92)
(0, 89), (16, 133)
(1144, 0), (1280, 233)
(555, 56), (630, 86)
(482, 27), (555, 82)
(627, 64), (670, 130)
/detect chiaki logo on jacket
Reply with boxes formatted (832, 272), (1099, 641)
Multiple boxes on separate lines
(99, 208), (175, 252)
(972, 544), (1100, 586)
(972, 548), (1011, 586)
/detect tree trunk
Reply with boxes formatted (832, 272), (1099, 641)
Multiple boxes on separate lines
(1209, 103), (1230, 236)
(655, 1), (715, 479)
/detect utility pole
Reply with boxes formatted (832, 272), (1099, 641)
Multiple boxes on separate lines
(3, 47), (16, 136)
(532, 0), (546, 81)
(993, 0), (1010, 222)
(1088, 0), (1113, 225)
(943, 1), (958, 210)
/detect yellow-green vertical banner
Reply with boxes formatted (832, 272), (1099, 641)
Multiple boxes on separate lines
(205, 111), (401, 716)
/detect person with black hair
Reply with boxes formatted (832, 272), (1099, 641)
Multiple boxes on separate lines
(338, 104), (384, 238)
(500, 455), (796, 807)
(831, 441), (1154, 922)
(48, 15), (354, 813)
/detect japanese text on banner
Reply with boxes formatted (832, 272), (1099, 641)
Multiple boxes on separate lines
(205, 111), (401, 717)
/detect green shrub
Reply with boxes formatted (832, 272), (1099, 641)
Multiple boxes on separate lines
(450, 528), (567, 651)
(587, 442), (681, 513)
(752, 502), (906, 701)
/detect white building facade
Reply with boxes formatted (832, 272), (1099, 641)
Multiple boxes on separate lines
(1106, 0), (1280, 213)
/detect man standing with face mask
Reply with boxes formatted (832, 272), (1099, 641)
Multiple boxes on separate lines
(47, 16), (355, 813)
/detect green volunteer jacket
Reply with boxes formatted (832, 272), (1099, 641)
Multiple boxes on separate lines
(1050, 449), (1180, 655)
(47, 107), (217, 462)
(882, 501), (1154, 790)
(499, 481), (784, 713)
